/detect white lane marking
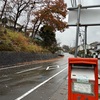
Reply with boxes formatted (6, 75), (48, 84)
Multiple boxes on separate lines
(0, 78), (12, 82)
(16, 66), (42, 74)
(46, 67), (50, 70)
(0, 62), (67, 71)
(0, 65), (25, 71)
(15, 67), (67, 100)
(46, 65), (60, 70)
(57, 65), (59, 68)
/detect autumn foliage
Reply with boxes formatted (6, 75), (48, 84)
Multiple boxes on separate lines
(32, 0), (67, 37)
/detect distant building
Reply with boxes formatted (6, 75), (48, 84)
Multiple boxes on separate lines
(89, 42), (99, 49)
(88, 42), (100, 58)
(95, 43), (100, 58)
(77, 41), (100, 57)
(96, 43), (100, 51)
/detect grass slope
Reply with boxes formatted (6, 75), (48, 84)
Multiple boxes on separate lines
(0, 26), (47, 52)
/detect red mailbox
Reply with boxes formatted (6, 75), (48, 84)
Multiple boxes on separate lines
(68, 58), (98, 100)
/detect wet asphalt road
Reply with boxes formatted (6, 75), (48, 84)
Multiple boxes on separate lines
(0, 53), (100, 100)
(0, 53), (74, 100)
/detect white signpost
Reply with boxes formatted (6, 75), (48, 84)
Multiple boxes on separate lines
(68, 9), (100, 26)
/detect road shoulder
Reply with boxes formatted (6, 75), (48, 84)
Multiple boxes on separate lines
(50, 78), (68, 100)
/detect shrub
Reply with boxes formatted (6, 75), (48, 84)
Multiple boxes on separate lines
(0, 28), (47, 52)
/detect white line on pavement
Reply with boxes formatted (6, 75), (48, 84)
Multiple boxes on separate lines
(0, 65), (25, 71)
(46, 66), (50, 70)
(57, 65), (60, 68)
(0, 78), (12, 82)
(16, 66), (42, 74)
(46, 65), (60, 70)
(15, 67), (67, 100)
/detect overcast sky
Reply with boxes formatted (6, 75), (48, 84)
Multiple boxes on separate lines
(56, 0), (100, 46)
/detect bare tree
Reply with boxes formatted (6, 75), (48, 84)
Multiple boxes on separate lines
(24, 0), (43, 35)
(31, 0), (67, 38)
(12, 0), (34, 29)
(0, 0), (14, 27)
(24, 3), (35, 34)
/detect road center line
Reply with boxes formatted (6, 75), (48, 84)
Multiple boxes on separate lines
(16, 66), (42, 74)
(15, 67), (67, 100)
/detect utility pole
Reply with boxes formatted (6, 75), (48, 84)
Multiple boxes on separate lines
(84, 26), (87, 57)
(74, 4), (81, 57)
(68, 1), (100, 58)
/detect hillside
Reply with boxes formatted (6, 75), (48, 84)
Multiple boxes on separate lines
(0, 26), (47, 53)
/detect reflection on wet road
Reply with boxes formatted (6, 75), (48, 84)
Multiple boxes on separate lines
(0, 54), (100, 100)
(0, 53), (73, 100)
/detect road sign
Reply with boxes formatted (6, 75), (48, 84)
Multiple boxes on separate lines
(68, 9), (100, 26)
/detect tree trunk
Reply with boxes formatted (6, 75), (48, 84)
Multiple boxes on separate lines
(13, 12), (20, 30)
(34, 21), (42, 37)
(31, 18), (39, 38)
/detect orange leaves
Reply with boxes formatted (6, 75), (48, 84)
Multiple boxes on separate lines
(49, 0), (67, 17)
(32, 0), (68, 33)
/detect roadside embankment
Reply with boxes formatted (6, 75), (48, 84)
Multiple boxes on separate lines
(0, 51), (60, 67)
